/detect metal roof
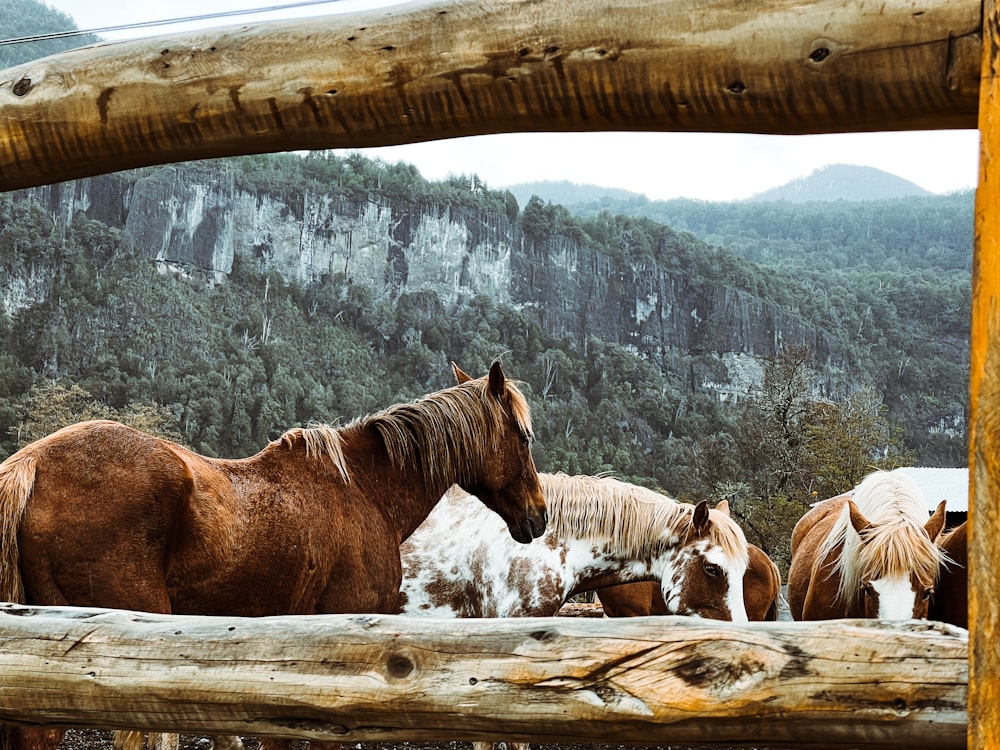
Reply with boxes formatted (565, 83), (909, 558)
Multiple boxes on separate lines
(897, 467), (969, 513)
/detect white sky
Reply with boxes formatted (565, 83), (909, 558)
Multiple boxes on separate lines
(34, 0), (982, 202)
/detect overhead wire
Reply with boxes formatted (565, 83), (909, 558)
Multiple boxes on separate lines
(0, 0), (354, 46)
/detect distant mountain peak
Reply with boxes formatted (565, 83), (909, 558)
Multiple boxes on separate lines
(504, 180), (648, 210)
(746, 164), (934, 203)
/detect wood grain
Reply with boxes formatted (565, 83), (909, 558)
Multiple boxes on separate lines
(0, 0), (982, 191)
(971, 4), (1000, 749)
(0, 603), (968, 749)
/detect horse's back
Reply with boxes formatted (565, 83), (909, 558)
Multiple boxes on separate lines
(596, 581), (665, 617)
(930, 522), (968, 628)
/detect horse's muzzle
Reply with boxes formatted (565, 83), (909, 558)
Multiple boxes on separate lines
(512, 508), (547, 544)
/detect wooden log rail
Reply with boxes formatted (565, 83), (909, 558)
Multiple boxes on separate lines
(0, 0), (983, 191)
(0, 603), (968, 749)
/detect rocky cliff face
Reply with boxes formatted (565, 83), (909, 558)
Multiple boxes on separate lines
(17, 165), (848, 385)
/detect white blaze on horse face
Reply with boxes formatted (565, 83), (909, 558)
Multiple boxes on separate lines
(657, 541), (748, 622)
(870, 575), (917, 619)
(706, 545), (749, 624)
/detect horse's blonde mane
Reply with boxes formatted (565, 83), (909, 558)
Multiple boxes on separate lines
(277, 425), (350, 479)
(820, 469), (944, 604)
(541, 472), (747, 562)
(274, 375), (532, 494)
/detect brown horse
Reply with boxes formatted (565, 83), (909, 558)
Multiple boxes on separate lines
(787, 468), (947, 620)
(930, 521), (967, 628)
(0, 361), (547, 750)
(595, 544), (782, 621)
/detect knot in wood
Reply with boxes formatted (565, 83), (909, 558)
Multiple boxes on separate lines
(809, 47), (830, 63)
(12, 78), (31, 97)
(387, 653), (414, 678)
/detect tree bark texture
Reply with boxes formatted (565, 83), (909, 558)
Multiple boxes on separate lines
(0, 604), (969, 749)
(0, 0), (983, 191)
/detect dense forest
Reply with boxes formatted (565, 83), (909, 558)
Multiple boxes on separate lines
(0, 2), (972, 568)
(561, 189), (975, 273)
(0, 156), (966, 567)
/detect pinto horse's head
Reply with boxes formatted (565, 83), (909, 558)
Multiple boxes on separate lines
(660, 500), (749, 622)
(452, 361), (547, 544)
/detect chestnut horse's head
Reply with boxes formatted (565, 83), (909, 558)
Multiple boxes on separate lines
(662, 500), (750, 622)
(814, 469), (948, 620)
(451, 361), (547, 543)
(847, 496), (947, 619)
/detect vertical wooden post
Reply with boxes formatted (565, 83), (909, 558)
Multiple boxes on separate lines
(972, 1), (1000, 746)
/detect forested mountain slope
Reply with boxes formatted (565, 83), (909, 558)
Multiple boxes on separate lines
(0, 0), (971, 570)
(2, 152), (969, 472)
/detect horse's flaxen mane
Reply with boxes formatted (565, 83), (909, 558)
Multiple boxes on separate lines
(362, 375), (532, 492)
(820, 469), (945, 605)
(270, 376), (531, 492)
(276, 425), (350, 481)
(541, 472), (747, 561)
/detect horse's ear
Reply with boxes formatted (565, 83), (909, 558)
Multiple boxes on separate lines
(692, 500), (711, 535)
(487, 360), (506, 399)
(714, 499), (731, 516)
(847, 499), (872, 535)
(452, 362), (473, 384)
(925, 500), (947, 542)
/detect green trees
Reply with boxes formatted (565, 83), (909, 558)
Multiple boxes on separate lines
(9, 382), (181, 448)
(716, 347), (913, 571)
(0, 148), (968, 573)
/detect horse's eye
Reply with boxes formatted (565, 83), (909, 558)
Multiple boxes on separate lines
(704, 563), (721, 577)
(518, 432), (531, 446)
(862, 581), (875, 594)
(922, 588), (934, 601)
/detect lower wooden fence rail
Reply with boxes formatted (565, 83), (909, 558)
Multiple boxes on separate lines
(0, 603), (967, 749)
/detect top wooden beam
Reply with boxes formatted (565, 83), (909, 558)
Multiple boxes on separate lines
(0, 0), (983, 191)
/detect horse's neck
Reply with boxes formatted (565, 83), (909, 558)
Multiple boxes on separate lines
(556, 535), (664, 599)
(342, 429), (447, 540)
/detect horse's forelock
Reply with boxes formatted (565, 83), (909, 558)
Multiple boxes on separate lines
(855, 520), (945, 586)
(823, 469), (944, 604)
(541, 473), (691, 557)
(706, 507), (750, 565)
(504, 379), (534, 439)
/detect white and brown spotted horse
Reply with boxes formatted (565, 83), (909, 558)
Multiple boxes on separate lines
(397, 472), (749, 750)
(397, 472), (750, 621)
